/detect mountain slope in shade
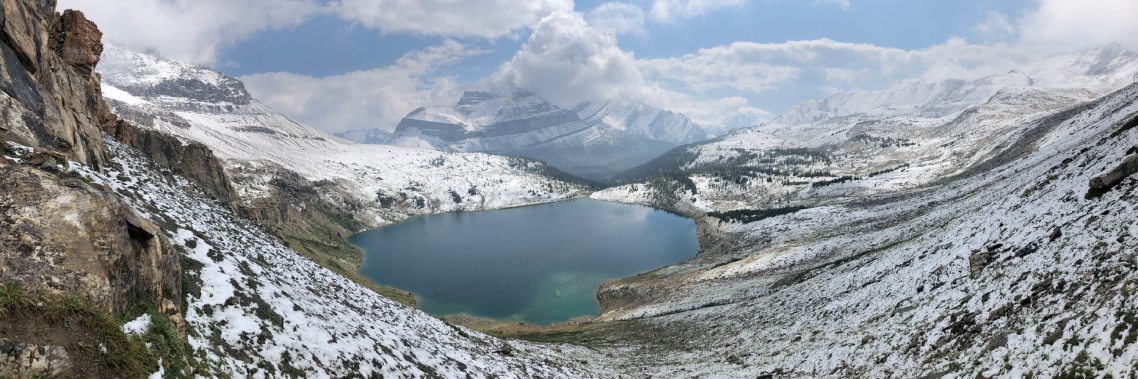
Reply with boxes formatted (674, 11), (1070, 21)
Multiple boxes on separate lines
(389, 89), (706, 178)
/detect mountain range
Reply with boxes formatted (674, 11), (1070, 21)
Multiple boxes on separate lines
(386, 89), (706, 178)
(4, 2), (1138, 377)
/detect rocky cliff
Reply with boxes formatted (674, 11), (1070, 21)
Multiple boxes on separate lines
(0, 2), (187, 376)
(0, 1), (109, 169)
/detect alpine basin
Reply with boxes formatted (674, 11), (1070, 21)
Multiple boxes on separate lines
(351, 198), (698, 325)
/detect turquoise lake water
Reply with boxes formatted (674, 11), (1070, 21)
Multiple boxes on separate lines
(350, 198), (698, 325)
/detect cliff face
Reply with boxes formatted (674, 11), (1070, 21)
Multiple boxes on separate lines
(104, 120), (237, 205)
(0, 1), (111, 169)
(0, 2), (186, 375)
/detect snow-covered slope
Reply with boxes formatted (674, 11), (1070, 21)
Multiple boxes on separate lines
(390, 89), (705, 178)
(776, 46), (1138, 127)
(609, 46), (1138, 213)
(98, 46), (586, 226)
(72, 137), (600, 377)
(588, 78), (1138, 378)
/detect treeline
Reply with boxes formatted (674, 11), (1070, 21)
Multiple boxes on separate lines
(503, 156), (602, 189)
(708, 206), (807, 224)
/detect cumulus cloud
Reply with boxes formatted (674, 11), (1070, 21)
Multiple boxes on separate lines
(58, 0), (323, 65)
(58, 0), (571, 65)
(490, 9), (779, 127)
(492, 11), (647, 107)
(241, 41), (482, 133)
(331, 0), (572, 39)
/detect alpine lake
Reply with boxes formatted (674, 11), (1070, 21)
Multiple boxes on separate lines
(350, 198), (698, 325)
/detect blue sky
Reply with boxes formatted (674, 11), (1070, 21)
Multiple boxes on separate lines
(217, 0), (1031, 78)
(61, 0), (1138, 132)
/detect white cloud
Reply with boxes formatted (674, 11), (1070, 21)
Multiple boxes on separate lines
(1018, 0), (1138, 52)
(240, 41), (482, 133)
(331, 0), (572, 39)
(492, 11), (647, 107)
(58, 0), (571, 65)
(588, 3), (648, 35)
(648, 0), (746, 22)
(58, 0), (323, 65)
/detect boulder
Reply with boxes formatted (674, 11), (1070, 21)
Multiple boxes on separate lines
(1087, 153), (1138, 198)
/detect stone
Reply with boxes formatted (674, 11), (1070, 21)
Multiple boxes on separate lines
(0, 339), (71, 377)
(1088, 153), (1138, 198)
(969, 249), (992, 278)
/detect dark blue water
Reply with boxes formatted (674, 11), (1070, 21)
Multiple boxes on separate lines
(350, 198), (698, 325)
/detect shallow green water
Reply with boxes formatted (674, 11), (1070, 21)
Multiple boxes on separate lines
(350, 198), (698, 325)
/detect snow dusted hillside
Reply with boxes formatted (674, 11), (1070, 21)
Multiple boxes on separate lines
(71, 137), (600, 377)
(776, 46), (1138, 127)
(97, 45), (586, 226)
(586, 77), (1138, 377)
(602, 46), (1138, 213)
(390, 89), (705, 178)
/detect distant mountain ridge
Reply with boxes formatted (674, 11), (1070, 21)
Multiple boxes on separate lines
(774, 45), (1138, 127)
(388, 89), (707, 178)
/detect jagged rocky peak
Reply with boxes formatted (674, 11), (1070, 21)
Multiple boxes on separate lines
(456, 90), (499, 106)
(99, 44), (252, 106)
(451, 88), (576, 125)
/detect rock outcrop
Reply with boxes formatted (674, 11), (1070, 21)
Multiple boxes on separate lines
(49, 9), (101, 75)
(0, 1), (111, 169)
(1, 2), (185, 376)
(104, 119), (237, 205)
(0, 164), (182, 316)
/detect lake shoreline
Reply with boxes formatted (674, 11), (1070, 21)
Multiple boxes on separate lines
(348, 197), (701, 327)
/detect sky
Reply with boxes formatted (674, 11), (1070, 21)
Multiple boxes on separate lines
(59, 0), (1138, 133)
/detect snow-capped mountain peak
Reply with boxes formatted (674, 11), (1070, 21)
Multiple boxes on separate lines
(390, 88), (708, 177)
